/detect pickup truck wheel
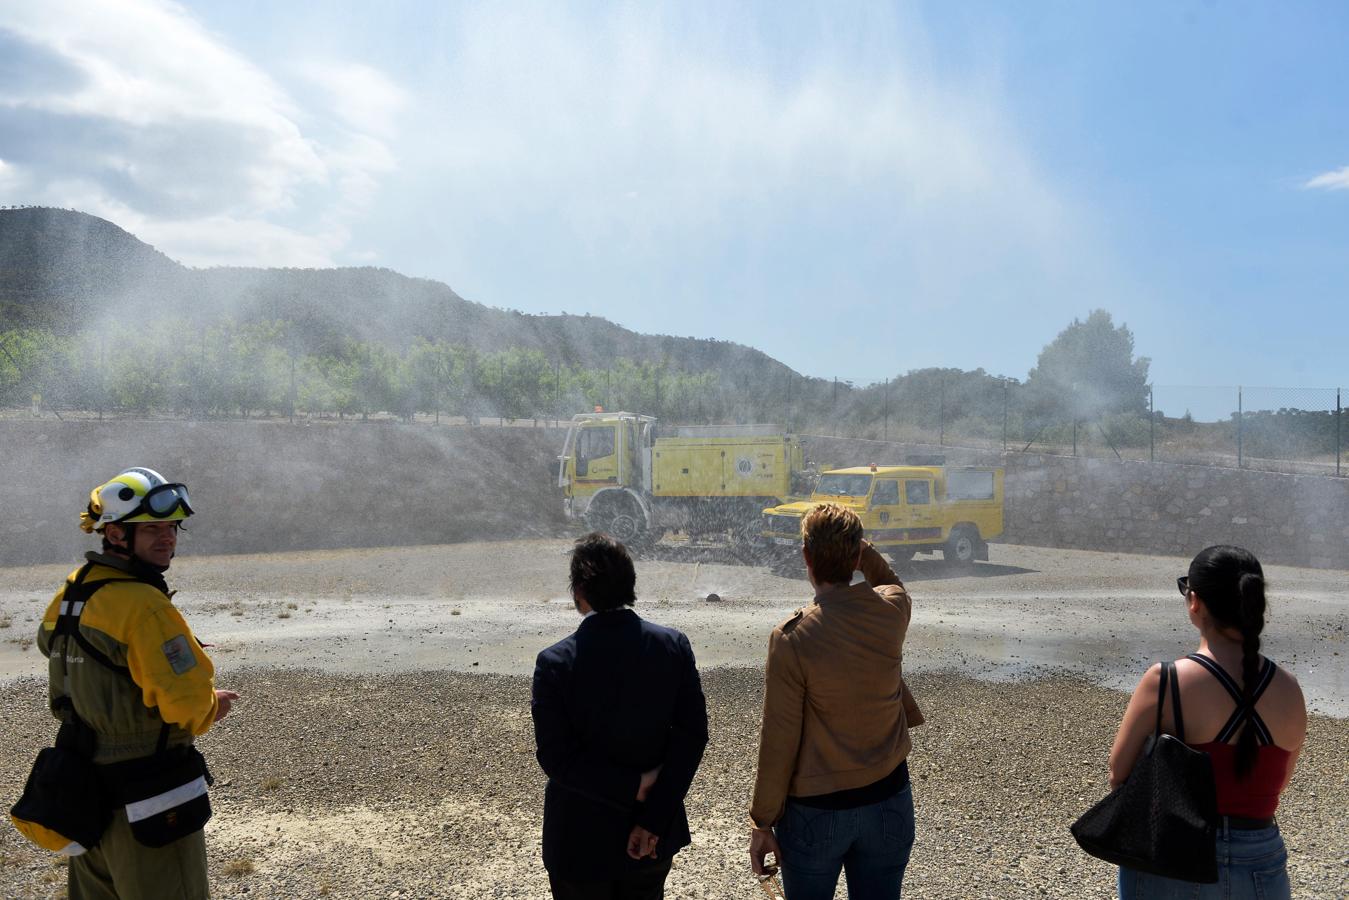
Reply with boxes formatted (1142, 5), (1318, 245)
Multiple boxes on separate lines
(943, 527), (978, 567)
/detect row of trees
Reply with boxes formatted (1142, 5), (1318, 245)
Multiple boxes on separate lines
(0, 324), (731, 423)
(7, 311), (1334, 458)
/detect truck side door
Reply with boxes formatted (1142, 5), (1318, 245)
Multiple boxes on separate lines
(904, 479), (938, 535)
(575, 424), (620, 485)
(869, 479), (901, 536)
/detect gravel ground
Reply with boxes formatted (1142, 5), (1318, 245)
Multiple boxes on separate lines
(0, 670), (1344, 900)
(1, 540), (1344, 712)
(0, 540), (1345, 898)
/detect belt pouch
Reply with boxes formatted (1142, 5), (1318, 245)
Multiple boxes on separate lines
(105, 745), (214, 848)
(10, 724), (113, 855)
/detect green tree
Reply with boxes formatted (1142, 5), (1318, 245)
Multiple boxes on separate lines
(1025, 310), (1150, 422)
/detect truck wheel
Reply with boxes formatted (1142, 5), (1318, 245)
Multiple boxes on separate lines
(585, 498), (647, 547)
(943, 526), (978, 567)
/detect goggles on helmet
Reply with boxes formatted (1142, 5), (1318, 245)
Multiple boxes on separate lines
(136, 483), (194, 520)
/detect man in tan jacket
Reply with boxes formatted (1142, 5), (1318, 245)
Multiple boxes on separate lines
(748, 503), (923, 899)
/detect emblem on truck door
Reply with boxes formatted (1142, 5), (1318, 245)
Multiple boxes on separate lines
(736, 456), (753, 476)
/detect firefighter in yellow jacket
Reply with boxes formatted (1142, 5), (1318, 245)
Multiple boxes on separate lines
(36, 467), (238, 899)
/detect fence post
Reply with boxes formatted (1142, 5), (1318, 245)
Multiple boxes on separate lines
(1149, 388), (1155, 462)
(833, 377), (838, 438)
(1002, 380), (1009, 452)
(1072, 419), (1077, 457)
(939, 377), (945, 446)
(1337, 388), (1342, 477)
(1237, 386), (1243, 468)
(883, 378), (889, 441)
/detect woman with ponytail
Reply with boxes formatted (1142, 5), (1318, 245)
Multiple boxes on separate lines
(1107, 546), (1307, 899)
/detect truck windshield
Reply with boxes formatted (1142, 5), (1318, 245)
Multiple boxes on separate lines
(815, 474), (873, 497)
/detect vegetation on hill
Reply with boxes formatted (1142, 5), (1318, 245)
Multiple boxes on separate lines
(2, 208), (1339, 468)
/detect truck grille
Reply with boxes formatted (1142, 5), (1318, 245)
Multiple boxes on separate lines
(763, 514), (800, 533)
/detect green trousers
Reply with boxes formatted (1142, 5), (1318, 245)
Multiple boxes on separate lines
(69, 808), (208, 900)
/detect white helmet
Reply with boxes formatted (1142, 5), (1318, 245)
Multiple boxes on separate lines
(79, 467), (194, 534)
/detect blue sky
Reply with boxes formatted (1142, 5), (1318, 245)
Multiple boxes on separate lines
(2, 1), (1347, 406)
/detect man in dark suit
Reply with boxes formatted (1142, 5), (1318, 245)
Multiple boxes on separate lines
(532, 532), (709, 899)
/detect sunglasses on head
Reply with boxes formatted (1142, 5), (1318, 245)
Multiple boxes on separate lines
(1177, 575), (1189, 597)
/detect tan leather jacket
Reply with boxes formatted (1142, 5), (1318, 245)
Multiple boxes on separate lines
(750, 544), (923, 828)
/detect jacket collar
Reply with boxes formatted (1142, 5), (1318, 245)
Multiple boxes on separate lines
(577, 606), (639, 630)
(813, 579), (872, 605)
(83, 551), (172, 595)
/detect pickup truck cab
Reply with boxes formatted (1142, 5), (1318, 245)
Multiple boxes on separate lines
(761, 464), (1004, 565)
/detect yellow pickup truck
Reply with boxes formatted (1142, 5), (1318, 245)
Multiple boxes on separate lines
(761, 464), (1005, 565)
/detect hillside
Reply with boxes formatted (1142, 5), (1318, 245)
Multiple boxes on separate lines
(0, 207), (793, 379)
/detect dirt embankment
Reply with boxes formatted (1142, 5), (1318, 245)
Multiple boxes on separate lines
(9, 418), (1349, 572)
(1, 420), (568, 566)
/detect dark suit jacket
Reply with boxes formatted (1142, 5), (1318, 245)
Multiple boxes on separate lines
(532, 607), (709, 881)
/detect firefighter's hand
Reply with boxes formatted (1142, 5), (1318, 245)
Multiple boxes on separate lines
(214, 690), (240, 722)
(636, 766), (662, 802)
(627, 825), (659, 860)
(750, 826), (781, 876)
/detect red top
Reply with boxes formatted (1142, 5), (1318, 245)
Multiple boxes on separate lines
(1190, 741), (1290, 818)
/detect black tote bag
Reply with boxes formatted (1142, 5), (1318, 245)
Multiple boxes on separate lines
(1071, 661), (1219, 883)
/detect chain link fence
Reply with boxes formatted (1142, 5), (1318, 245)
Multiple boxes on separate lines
(802, 379), (1344, 478)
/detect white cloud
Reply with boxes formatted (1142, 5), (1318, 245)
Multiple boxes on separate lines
(296, 61), (409, 138)
(0, 0), (402, 266)
(1304, 167), (1349, 191)
(409, 4), (1096, 302)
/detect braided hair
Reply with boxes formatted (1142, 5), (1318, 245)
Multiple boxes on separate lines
(1188, 545), (1267, 777)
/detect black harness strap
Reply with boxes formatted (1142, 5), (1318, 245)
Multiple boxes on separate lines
(1153, 662), (1168, 736)
(1185, 653), (1276, 746)
(53, 563), (172, 753)
(54, 571), (130, 679)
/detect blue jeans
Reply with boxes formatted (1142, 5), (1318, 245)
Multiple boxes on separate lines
(774, 785), (915, 900)
(1118, 822), (1290, 900)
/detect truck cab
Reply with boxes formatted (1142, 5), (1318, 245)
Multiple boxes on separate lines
(761, 464), (1005, 565)
(558, 412), (655, 532)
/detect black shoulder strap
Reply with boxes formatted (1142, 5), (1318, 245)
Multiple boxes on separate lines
(1168, 661), (1185, 743)
(55, 570), (133, 680)
(1185, 653), (1276, 746)
(1186, 653), (1241, 701)
(54, 563), (173, 754)
(1154, 661), (1169, 736)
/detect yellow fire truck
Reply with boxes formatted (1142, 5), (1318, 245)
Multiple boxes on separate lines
(557, 411), (810, 549)
(761, 463), (1005, 565)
